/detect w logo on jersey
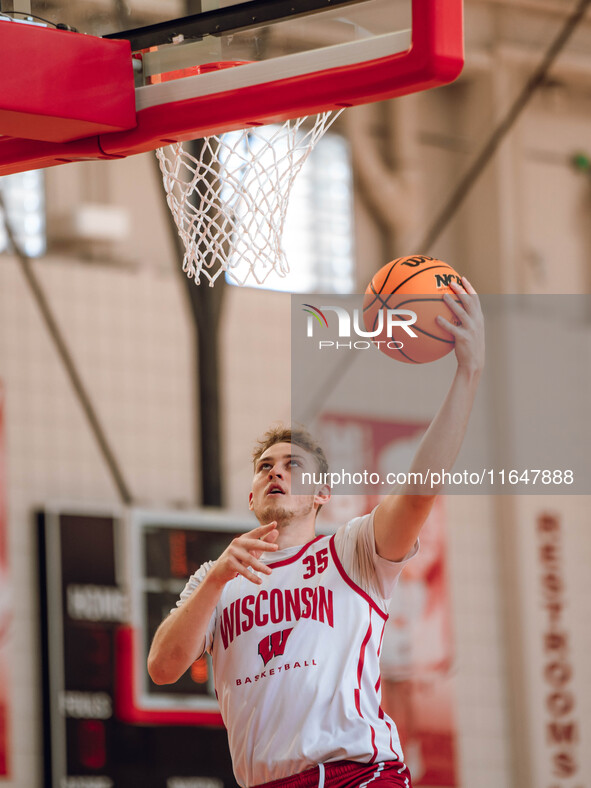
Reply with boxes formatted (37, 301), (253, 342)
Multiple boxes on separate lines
(258, 628), (293, 665)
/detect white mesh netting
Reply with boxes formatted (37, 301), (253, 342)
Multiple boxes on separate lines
(156, 111), (342, 287)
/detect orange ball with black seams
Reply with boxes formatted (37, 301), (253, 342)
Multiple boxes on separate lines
(363, 255), (463, 363)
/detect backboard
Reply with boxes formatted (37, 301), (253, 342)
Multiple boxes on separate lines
(0, 0), (464, 175)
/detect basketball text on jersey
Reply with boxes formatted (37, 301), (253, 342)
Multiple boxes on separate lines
(235, 658), (319, 686)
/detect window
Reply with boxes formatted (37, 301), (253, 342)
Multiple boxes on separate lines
(0, 170), (46, 257)
(225, 128), (355, 293)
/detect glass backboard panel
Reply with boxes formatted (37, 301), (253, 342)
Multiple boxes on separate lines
(24, 0), (410, 40)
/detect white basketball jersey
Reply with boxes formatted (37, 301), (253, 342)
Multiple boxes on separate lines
(179, 513), (414, 788)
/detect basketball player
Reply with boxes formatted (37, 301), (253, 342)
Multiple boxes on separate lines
(148, 279), (484, 788)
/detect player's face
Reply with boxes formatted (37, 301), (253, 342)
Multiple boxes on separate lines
(249, 442), (319, 525)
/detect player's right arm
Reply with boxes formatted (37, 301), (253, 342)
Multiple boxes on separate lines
(147, 522), (278, 685)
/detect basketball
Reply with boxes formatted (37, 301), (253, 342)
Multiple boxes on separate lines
(363, 255), (463, 364)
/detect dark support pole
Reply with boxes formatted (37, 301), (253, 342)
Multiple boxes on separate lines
(184, 265), (225, 508)
(153, 131), (226, 509)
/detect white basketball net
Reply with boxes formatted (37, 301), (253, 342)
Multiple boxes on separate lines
(156, 111), (342, 287)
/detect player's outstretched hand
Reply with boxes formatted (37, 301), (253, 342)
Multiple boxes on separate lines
(209, 522), (279, 587)
(437, 277), (485, 374)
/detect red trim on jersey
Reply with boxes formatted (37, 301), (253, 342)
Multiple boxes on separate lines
(267, 535), (324, 569)
(355, 612), (379, 763)
(377, 617), (387, 659)
(381, 711), (401, 761)
(369, 723), (378, 764)
(372, 621), (386, 695)
(376, 702), (401, 760)
(329, 535), (388, 620)
(373, 617), (400, 759)
(357, 616), (372, 687)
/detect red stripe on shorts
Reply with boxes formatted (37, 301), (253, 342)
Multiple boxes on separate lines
(251, 760), (412, 788)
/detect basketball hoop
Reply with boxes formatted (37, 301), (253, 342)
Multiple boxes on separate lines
(156, 110), (343, 287)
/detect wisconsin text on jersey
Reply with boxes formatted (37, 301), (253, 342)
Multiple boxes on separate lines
(219, 584), (334, 649)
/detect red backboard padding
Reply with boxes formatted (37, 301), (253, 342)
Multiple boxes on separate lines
(0, 21), (136, 143)
(0, 0), (463, 174)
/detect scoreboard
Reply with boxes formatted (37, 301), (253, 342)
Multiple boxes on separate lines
(124, 509), (246, 724)
(38, 506), (251, 788)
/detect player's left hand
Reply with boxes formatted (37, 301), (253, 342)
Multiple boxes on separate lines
(436, 277), (485, 374)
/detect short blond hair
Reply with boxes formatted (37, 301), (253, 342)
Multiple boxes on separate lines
(252, 425), (329, 477)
